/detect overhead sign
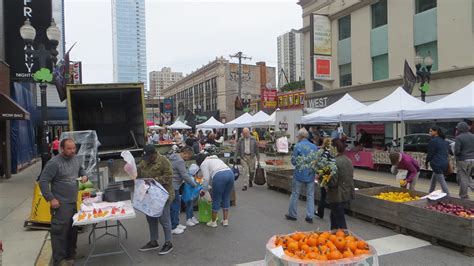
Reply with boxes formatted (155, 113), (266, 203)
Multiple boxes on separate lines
(314, 56), (331, 80)
(4, 0), (53, 81)
(261, 89), (277, 108)
(277, 91), (305, 110)
(306, 93), (344, 108)
(312, 15), (331, 56)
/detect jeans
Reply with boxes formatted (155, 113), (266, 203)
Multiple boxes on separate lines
(429, 173), (450, 196)
(211, 170), (234, 211)
(50, 203), (78, 266)
(288, 178), (314, 219)
(317, 186), (326, 217)
(407, 172), (420, 192)
(185, 200), (194, 220)
(456, 161), (474, 199)
(330, 202), (347, 230)
(170, 189), (181, 229)
(146, 201), (172, 242)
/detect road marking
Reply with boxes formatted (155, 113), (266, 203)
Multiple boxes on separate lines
(366, 234), (431, 256)
(236, 234), (431, 265)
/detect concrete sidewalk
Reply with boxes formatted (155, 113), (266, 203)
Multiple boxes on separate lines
(0, 161), (49, 266)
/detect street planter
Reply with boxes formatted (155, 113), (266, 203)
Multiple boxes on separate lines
(350, 187), (427, 230)
(399, 197), (474, 255)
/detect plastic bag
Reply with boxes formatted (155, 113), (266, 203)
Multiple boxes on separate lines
(133, 179), (169, 217)
(276, 136), (289, 153)
(121, 151), (137, 179)
(198, 197), (212, 223)
(182, 183), (202, 202)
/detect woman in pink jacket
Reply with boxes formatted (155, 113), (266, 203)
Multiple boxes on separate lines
(389, 152), (420, 191)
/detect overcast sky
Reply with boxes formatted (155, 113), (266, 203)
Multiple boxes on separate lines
(64, 0), (302, 86)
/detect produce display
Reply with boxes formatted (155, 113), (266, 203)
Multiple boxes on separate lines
(374, 192), (420, 202)
(424, 202), (474, 218)
(78, 180), (96, 193)
(159, 140), (174, 145)
(273, 230), (371, 261)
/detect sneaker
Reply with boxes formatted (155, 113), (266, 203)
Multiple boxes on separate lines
(285, 214), (297, 221)
(138, 240), (159, 252)
(206, 220), (218, 228)
(186, 219), (197, 227)
(177, 224), (187, 230)
(242, 186), (248, 191)
(171, 228), (184, 235)
(305, 217), (313, 224)
(191, 216), (199, 224)
(222, 219), (229, 226)
(158, 242), (173, 255)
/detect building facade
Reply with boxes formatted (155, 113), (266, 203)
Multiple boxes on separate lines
(149, 67), (183, 98)
(161, 57), (276, 122)
(277, 29), (304, 88)
(112, 0), (147, 87)
(299, 0), (474, 108)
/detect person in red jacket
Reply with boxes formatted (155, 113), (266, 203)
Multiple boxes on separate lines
(51, 137), (60, 156)
(389, 152), (420, 192)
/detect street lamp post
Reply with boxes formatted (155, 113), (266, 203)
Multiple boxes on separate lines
(414, 54), (434, 102)
(20, 19), (60, 169)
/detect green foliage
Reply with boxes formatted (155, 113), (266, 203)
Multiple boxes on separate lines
(33, 68), (53, 82)
(280, 80), (305, 92)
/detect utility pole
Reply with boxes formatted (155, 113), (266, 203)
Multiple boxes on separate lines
(230, 52), (251, 99)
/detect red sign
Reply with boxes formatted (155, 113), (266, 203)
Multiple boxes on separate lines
(261, 89), (277, 108)
(313, 56), (331, 80)
(277, 90), (305, 109)
(356, 124), (385, 134)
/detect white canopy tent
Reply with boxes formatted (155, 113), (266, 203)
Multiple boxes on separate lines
(196, 116), (225, 129)
(168, 120), (191, 129)
(252, 110), (277, 127)
(404, 81), (474, 120)
(249, 111), (271, 127)
(224, 112), (253, 128)
(148, 125), (163, 130)
(301, 94), (366, 124)
(340, 87), (427, 122)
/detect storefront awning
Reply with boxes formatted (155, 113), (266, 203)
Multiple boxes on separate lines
(0, 92), (30, 120)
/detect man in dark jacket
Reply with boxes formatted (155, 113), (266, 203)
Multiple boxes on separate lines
(454, 122), (474, 199)
(235, 128), (260, 191)
(327, 139), (355, 230)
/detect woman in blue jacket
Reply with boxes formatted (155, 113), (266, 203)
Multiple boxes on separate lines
(425, 126), (450, 196)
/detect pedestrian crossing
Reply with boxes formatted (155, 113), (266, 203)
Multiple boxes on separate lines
(235, 234), (431, 266)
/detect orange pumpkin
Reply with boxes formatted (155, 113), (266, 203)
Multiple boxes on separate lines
(326, 241), (338, 252)
(329, 234), (337, 244)
(335, 230), (346, 238)
(334, 237), (346, 250)
(356, 240), (369, 250)
(343, 249), (354, 258)
(328, 250), (343, 260)
(345, 235), (356, 242)
(307, 237), (317, 247)
(287, 241), (298, 252)
(347, 241), (358, 253)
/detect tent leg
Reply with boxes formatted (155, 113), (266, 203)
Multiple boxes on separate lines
(400, 122), (405, 153)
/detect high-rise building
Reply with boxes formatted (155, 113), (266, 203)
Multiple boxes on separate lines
(149, 67), (183, 98)
(277, 29), (304, 88)
(112, 0), (147, 87)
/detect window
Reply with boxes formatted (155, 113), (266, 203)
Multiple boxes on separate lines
(415, 41), (438, 71)
(339, 63), (352, 87)
(416, 0), (436, 14)
(371, 0), (387, 29)
(338, 15), (351, 40)
(372, 54), (389, 81)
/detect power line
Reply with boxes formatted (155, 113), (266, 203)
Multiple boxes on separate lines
(229, 51), (251, 99)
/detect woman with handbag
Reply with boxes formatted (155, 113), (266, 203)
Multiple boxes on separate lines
(196, 154), (235, 228)
(425, 126), (451, 196)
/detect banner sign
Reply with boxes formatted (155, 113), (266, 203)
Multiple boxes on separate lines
(277, 91), (305, 110)
(163, 99), (173, 113)
(312, 15), (331, 55)
(313, 56), (331, 80)
(69, 61), (82, 84)
(261, 89), (277, 108)
(4, 0), (53, 81)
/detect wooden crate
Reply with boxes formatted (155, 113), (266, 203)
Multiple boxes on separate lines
(350, 187), (427, 229)
(266, 170), (292, 193)
(399, 197), (474, 255)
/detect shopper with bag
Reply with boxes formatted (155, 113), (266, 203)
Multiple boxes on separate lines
(196, 154), (235, 228)
(137, 144), (175, 255)
(389, 151), (420, 192)
(425, 126), (451, 196)
(168, 146), (198, 234)
(183, 164), (202, 226)
(235, 127), (260, 191)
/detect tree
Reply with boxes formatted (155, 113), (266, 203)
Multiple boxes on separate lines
(280, 80), (305, 92)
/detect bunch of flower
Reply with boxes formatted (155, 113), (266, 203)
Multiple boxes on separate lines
(313, 153), (337, 187)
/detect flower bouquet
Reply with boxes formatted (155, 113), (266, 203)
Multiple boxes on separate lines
(313, 150), (337, 187)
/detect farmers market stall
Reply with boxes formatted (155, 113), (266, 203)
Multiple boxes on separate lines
(168, 120), (191, 130)
(301, 94), (366, 124)
(196, 116), (225, 129)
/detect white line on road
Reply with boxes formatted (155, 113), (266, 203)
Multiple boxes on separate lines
(235, 234), (432, 266)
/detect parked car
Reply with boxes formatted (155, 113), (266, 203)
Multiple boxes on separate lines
(386, 134), (454, 154)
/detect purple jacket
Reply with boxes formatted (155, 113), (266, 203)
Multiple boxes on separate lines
(398, 153), (420, 183)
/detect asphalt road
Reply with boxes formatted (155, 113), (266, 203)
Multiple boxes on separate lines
(74, 176), (473, 266)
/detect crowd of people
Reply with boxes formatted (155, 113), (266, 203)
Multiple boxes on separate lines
(36, 120), (474, 264)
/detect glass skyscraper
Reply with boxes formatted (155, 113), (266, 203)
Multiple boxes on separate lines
(112, 0), (147, 87)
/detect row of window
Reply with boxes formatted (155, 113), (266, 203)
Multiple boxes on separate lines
(339, 41), (438, 86)
(338, 0), (436, 40)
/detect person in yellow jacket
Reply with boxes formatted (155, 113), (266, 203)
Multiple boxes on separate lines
(252, 128), (260, 142)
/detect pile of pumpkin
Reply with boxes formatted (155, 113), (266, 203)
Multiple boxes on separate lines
(274, 230), (371, 261)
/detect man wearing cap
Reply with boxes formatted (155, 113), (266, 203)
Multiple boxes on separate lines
(236, 127), (260, 191)
(137, 144), (174, 255)
(168, 146), (198, 234)
(454, 122), (474, 199)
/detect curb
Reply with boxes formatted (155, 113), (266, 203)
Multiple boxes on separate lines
(35, 233), (52, 266)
